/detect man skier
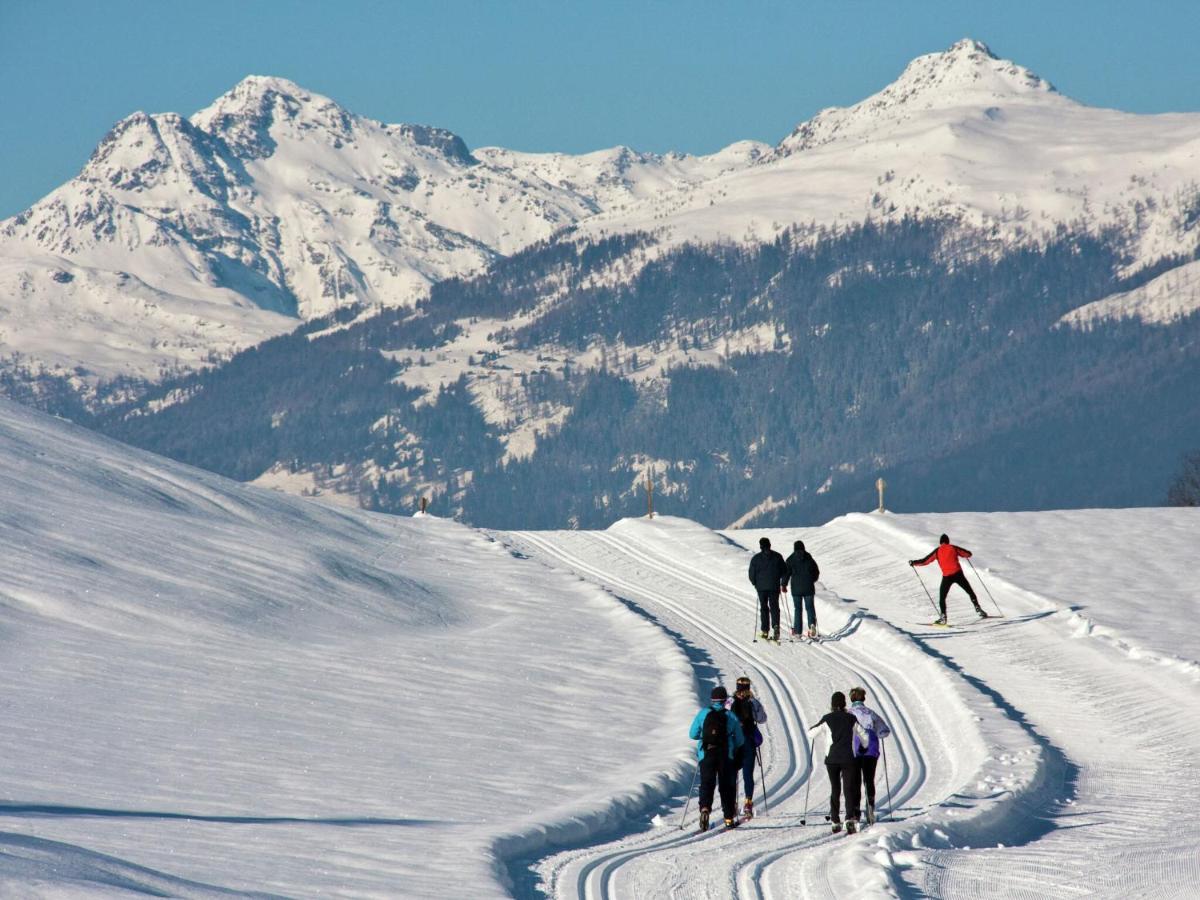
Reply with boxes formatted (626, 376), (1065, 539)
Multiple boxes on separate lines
(909, 533), (986, 625)
(783, 540), (821, 639)
(748, 537), (788, 641)
(848, 686), (891, 825)
(688, 685), (746, 831)
(727, 676), (768, 820)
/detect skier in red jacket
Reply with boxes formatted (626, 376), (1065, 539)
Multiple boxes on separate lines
(909, 534), (986, 624)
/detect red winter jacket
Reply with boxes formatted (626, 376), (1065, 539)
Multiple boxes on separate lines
(914, 543), (971, 576)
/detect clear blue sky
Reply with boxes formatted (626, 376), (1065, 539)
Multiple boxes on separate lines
(2, 0), (1197, 218)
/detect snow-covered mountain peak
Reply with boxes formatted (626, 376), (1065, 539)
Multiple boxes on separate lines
(886, 38), (1058, 106)
(777, 38), (1064, 156)
(190, 74), (358, 159)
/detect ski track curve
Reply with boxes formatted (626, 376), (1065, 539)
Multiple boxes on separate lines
(751, 514), (1200, 899)
(495, 520), (1025, 899)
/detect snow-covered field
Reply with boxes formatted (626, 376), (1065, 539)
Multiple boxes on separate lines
(2, 395), (1197, 897)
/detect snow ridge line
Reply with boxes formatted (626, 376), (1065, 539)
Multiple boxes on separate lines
(848, 513), (1200, 681)
(480, 530), (699, 898)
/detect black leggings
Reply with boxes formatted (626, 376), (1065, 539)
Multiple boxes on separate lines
(938, 571), (977, 617)
(826, 761), (861, 823)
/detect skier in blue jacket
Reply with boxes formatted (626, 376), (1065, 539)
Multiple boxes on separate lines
(688, 685), (746, 831)
(848, 686), (892, 825)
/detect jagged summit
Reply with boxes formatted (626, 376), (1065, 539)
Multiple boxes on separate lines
(777, 38), (1064, 155)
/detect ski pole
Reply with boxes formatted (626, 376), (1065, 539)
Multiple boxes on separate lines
(910, 565), (940, 619)
(678, 763), (701, 830)
(798, 732), (818, 825)
(881, 737), (893, 823)
(782, 591), (793, 637)
(968, 559), (1004, 617)
(751, 595), (761, 642)
(756, 744), (768, 816)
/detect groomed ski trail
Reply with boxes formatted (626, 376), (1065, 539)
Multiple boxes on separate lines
(496, 518), (1037, 899)
(747, 513), (1200, 898)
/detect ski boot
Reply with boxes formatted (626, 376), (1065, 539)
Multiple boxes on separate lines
(759, 630), (769, 640)
(698, 808), (711, 832)
(975, 605), (988, 619)
(933, 616), (947, 626)
(742, 798), (754, 821)
(771, 629), (780, 642)
(808, 626), (817, 640)
(724, 817), (741, 830)
(831, 821), (843, 834)
(846, 819), (858, 835)
(866, 802), (876, 825)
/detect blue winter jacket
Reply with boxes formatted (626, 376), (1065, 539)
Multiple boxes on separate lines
(689, 701), (745, 762)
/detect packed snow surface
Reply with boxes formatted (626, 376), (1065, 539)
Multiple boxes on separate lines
(3, 395), (1198, 896)
(0, 399), (695, 897)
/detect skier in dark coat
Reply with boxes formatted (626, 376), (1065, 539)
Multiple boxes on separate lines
(688, 685), (746, 831)
(748, 537), (788, 640)
(909, 534), (986, 624)
(783, 540), (821, 639)
(811, 690), (862, 834)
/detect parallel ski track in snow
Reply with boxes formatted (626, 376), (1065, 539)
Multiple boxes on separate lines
(501, 527), (982, 899)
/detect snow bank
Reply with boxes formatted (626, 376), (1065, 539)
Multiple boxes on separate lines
(0, 399), (695, 897)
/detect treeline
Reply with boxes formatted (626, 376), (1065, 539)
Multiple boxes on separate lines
(65, 217), (1200, 527)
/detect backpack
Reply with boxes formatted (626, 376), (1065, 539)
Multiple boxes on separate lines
(853, 713), (876, 757)
(731, 696), (759, 738)
(701, 709), (728, 757)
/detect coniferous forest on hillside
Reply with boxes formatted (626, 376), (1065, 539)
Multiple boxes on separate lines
(32, 219), (1200, 528)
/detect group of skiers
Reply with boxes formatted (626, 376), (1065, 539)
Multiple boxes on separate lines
(685, 531), (986, 833)
(747, 537), (821, 641)
(688, 678), (891, 833)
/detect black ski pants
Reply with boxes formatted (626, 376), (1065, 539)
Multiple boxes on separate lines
(757, 589), (781, 633)
(855, 754), (879, 807)
(826, 761), (861, 824)
(938, 571), (978, 617)
(699, 751), (739, 820)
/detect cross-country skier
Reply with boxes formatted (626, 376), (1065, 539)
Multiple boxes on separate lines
(811, 691), (862, 834)
(783, 540), (821, 639)
(909, 534), (987, 625)
(848, 686), (891, 825)
(688, 685), (746, 831)
(748, 537), (788, 641)
(727, 676), (768, 820)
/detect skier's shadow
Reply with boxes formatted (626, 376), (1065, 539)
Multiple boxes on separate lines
(0, 803), (454, 827)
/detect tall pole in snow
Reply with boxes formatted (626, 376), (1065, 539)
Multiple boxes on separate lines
(646, 470), (655, 519)
(876, 477), (886, 513)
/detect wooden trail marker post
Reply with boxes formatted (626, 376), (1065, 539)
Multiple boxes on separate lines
(876, 478), (886, 513)
(646, 472), (655, 518)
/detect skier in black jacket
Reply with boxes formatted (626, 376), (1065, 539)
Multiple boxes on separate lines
(783, 540), (821, 639)
(811, 691), (862, 833)
(748, 537), (788, 640)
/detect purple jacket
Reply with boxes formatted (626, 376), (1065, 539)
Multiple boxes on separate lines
(850, 702), (891, 758)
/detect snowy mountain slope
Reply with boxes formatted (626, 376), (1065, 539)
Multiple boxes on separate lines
(0, 77), (758, 384)
(580, 39), (1200, 268)
(1060, 257), (1200, 327)
(0, 398), (698, 897)
(6, 39), (1200, 391)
